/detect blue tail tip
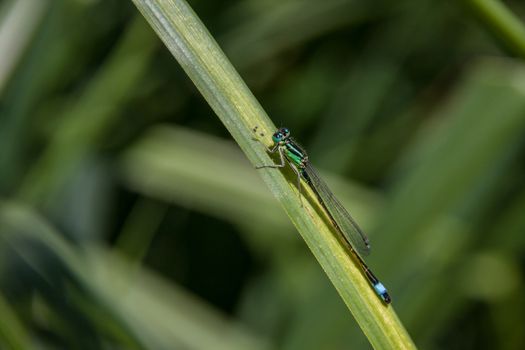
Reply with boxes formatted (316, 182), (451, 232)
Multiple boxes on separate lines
(374, 283), (392, 304)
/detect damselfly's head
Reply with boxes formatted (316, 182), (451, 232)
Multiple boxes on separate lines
(272, 128), (290, 143)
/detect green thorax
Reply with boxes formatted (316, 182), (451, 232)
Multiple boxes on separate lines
(283, 139), (308, 167)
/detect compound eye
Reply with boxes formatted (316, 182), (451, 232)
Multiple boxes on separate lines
(281, 128), (290, 137)
(272, 132), (282, 142)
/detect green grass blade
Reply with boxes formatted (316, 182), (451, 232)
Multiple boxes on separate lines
(464, 0), (525, 58)
(130, 0), (416, 348)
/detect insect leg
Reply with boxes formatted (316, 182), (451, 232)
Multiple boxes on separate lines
(255, 145), (286, 169)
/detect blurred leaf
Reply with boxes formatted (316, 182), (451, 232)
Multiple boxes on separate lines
(0, 0), (49, 95)
(0, 201), (272, 350)
(373, 58), (525, 341)
(115, 198), (168, 263)
(464, 0), (525, 58)
(18, 15), (157, 205)
(0, 292), (30, 350)
(220, 0), (377, 70)
(0, 0), (108, 191)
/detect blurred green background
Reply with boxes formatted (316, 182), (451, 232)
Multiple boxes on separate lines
(1, 0), (525, 349)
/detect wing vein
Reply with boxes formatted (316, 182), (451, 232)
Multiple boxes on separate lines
(303, 163), (371, 257)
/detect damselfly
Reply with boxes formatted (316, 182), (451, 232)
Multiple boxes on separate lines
(254, 126), (391, 304)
